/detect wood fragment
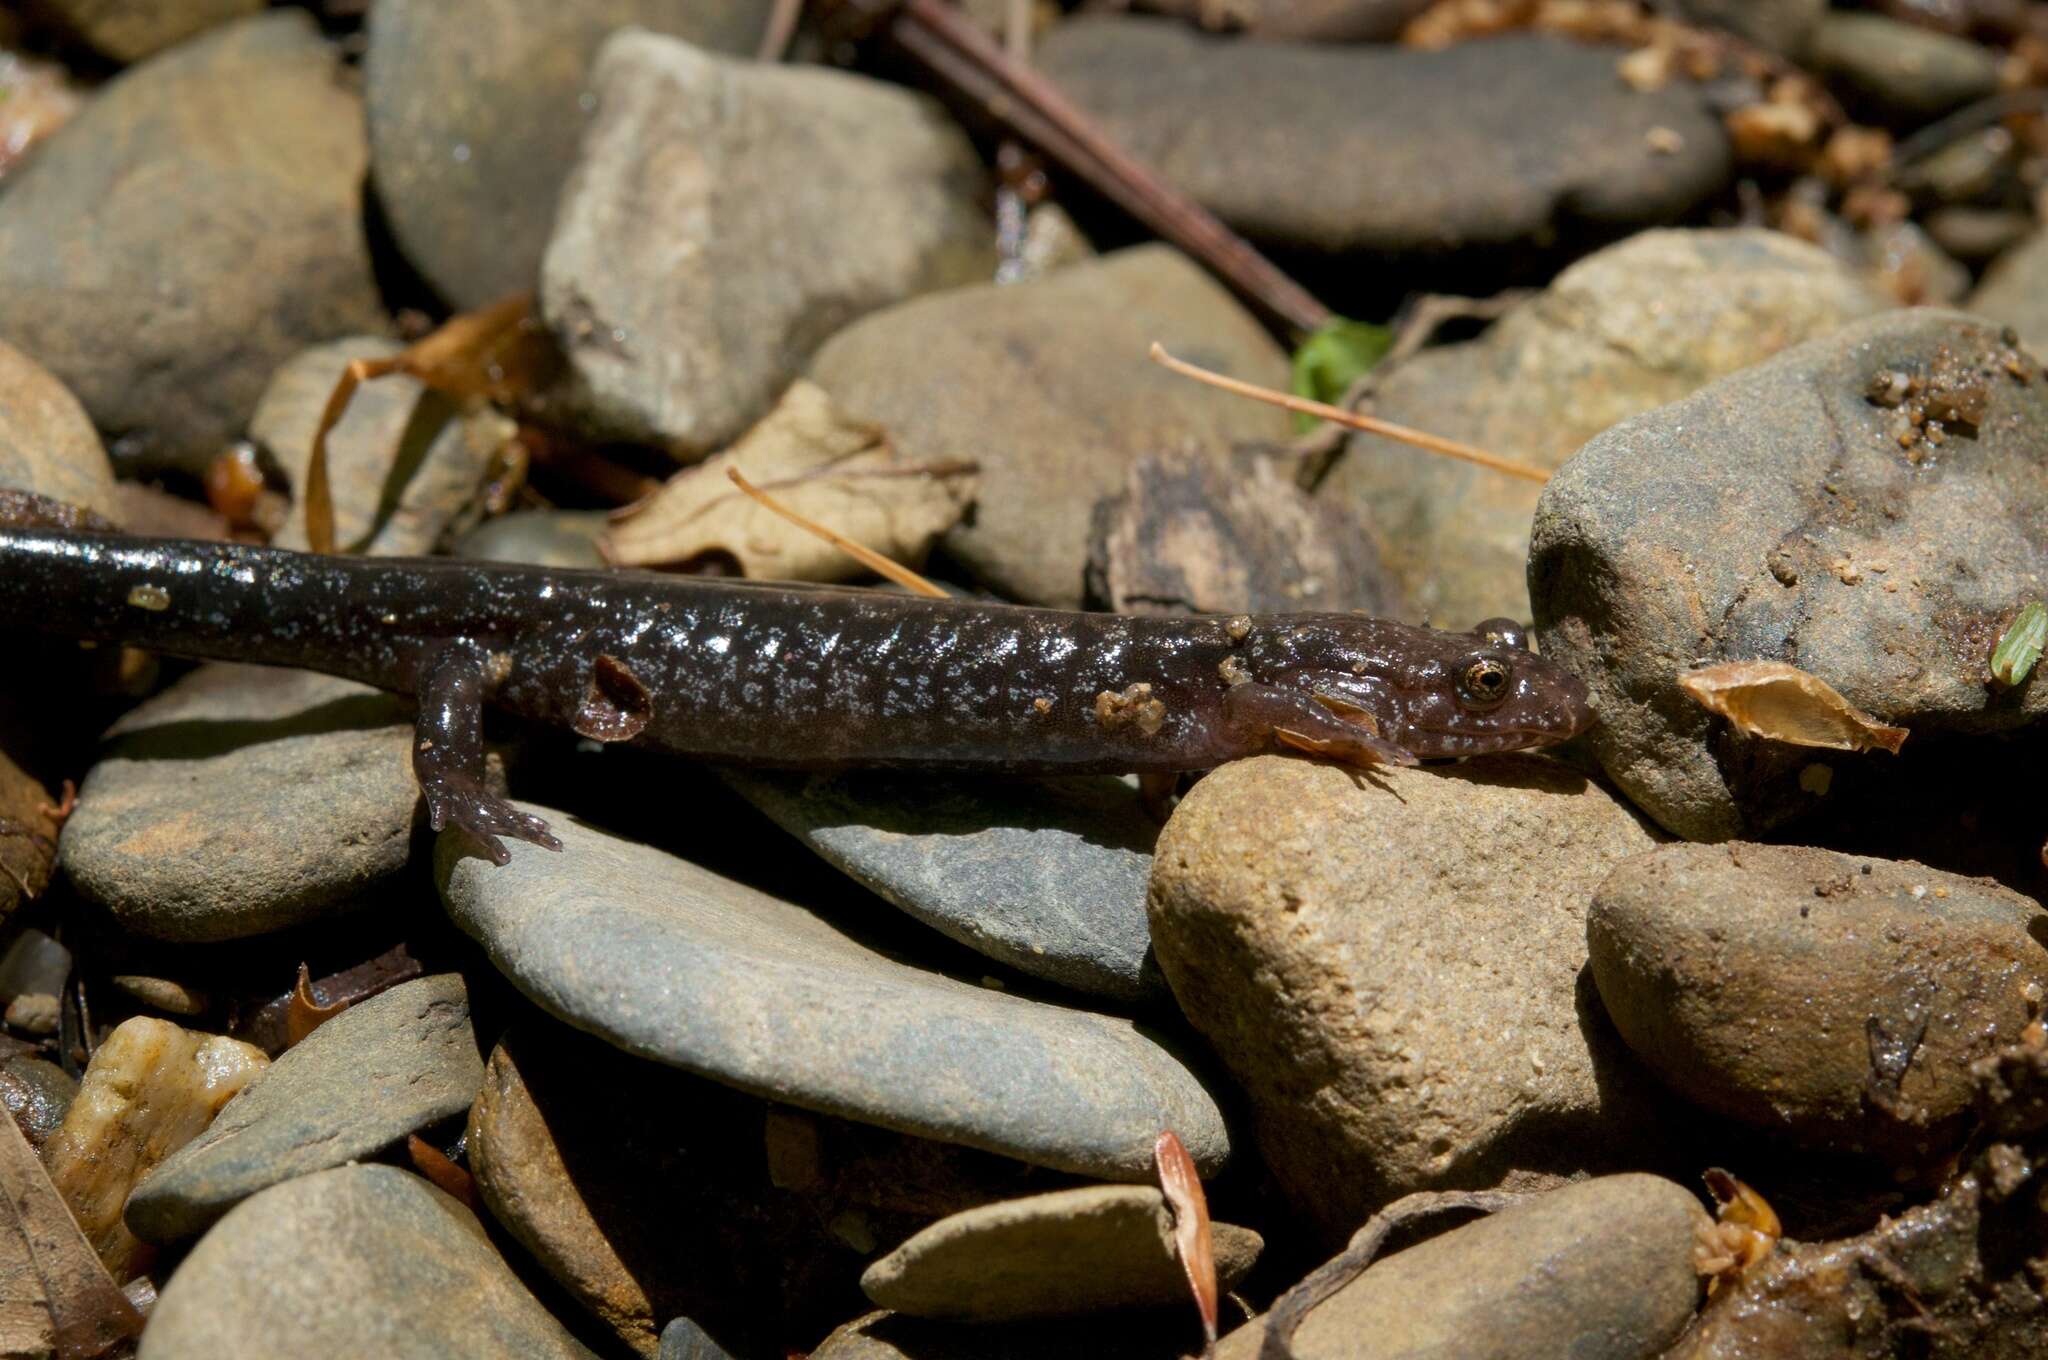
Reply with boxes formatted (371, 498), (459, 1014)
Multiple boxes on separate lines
(1150, 344), (1550, 483)
(1155, 1130), (1219, 1352)
(1679, 660), (1909, 754)
(1259, 1189), (1520, 1360)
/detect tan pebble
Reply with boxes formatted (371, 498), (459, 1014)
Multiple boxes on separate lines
(109, 974), (210, 1016)
(3, 991), (59, 1035)
(43, 1017), (268, 1277)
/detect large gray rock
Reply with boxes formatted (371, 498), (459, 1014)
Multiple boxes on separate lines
(809, 245), (1289, 606)
(0, 338), (119, 523)
(1530, 309), (2048, 841)
(366, 0), (773, 311)
(861, 1185), (1261, 1321)
(138, 1165), (596, 1359)
(438, 804), (1231, 1179)
(127, 974), (483, 1242)
(1324, 229), (1888, 627)
(813, 1312), (1187, 1360)
(61, 666), (423, 941)
(1591, 843), (2048, 1160)
(725, 770), (1164, 1006)
(543, 30), (994, 456)
(1147, 755), (1666, 1242)
(1036, 21), (1729, 257)
(0, 12), (386, 475)
(1217, 1175), (1709, 1360)
(253, 337), (516, 557)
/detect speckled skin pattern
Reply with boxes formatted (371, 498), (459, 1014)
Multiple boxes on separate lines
(0, 521), (1590, 859)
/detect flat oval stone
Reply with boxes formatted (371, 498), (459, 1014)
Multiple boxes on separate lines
(1590, 842), (2048, 1160)
(61, 665), (423, 942)
(128, 973), (483, 1243)
(0, 337), (119, 523)
(813, 1311), (1188, 1359)
(437, 803), (1230, 1179)
(1148, 754), (1666, 1242)
(861, 1184), (1261, 1321)
(723, 769), (1165, 1006)
(1217, 1175), (1709, 1360)
(138, 1165), (596, 1360)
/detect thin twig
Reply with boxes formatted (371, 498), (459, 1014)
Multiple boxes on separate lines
(875, 0), (1329, 333)
(725, 469), (950, 597)
(1149, 344), (1550, 484)
(1259, 1190), (1522, 1360)
(757, 0), (806, 61)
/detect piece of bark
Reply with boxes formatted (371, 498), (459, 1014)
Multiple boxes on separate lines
(1087, 448), (1403, 618)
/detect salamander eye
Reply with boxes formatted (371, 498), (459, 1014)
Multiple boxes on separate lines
(1457, 657), (1512, 708)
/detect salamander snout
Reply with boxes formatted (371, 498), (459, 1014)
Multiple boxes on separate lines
(1400, 647), (1593, 757)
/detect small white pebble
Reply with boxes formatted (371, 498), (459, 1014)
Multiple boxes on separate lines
(1911, 885), (1928, 899)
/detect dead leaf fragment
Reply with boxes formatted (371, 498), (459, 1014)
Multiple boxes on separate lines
(1679, 660), (1908, 754)
(602, 380), (976, 580)
(406, 1135), (477, 1211)
(1155, 1129), (1217, 1350)
(0, 1113), (142, 1359)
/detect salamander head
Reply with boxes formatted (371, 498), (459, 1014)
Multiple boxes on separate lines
(1243, 615), (1593, 761)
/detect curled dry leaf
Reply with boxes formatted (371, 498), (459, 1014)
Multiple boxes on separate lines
(1155, 1129), (1218, 1351)
(1678, 660), (1908, 754)
(284, 963), (348, 1049)
(406, 1135), (477, 1211)
(0, 1112), (143, 1359)
(306, 293), (559, 554)
(602, 380), (977, 580)
(1990, 602), (2047, 688)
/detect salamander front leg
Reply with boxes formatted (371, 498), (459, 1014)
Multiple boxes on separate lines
(1223, 683), (1419, 768)
(413, 639), (562, 865)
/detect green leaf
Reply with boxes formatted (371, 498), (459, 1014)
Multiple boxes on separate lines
(1991, 601), (2047, 687)
(1290, 318), (1393, 433)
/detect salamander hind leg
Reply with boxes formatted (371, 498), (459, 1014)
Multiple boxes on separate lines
(413, 639), (562, 865)
(1223, 682), (1419, 769)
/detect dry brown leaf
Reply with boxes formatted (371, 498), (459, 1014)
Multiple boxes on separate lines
(1679, 660), (1908, 754)
(602, 380), (976, 580)
(1155, 1129), (1218, 1351)
(284, 963), (348, 1049)
(0, 1103), (144, 1358)
(306, 293), (558, 554)
(406, 1135), (477, 1210)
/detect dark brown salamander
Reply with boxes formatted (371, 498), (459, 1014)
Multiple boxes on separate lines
(0, 494), (1591, 863)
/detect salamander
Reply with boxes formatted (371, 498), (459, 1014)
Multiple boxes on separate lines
(0, 491), (1592, 863)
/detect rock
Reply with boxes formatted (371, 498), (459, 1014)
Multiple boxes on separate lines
(813, 1312), (1189, 1360)
(365, 0), (773, 311)
(453, 509), (611, 569)
(438, 802), (1231, 1180)
(861, 1185), (1261, 1321)
(809, 245), (1288, 606)
(108, 974), (209, 1016)
(1671, 0), (1824, 54)
(137, 1165), (597, 1359)
(3, 991), (56, 1034)
(660, 1319), (739, 1360)
(43, 1017), (267, 1277)
(1866, 220), (1971, 307)
(1970, 229), (2048, 350)
(1322, 228), (1888, 626)
(542, 31), (991, 456)
(1807, 14), (2001, 127)
(1590, 842), (2048, 1159)
(32, 0), (262, 62)
(723, 770), (1164, 1006)
(60, 665), (423, 942)
(127, 974), (482, 1243)
(1036, 22), (1728, 258)
(470, 1024), (1044, 1358)
(1529, 309), (2048, 842)
(0, 338), (120, 523)
(1217, 1175), (1708, 1360)
(1088, 449), (1403, 619)
(0, 1054), (77, 1151)
(252, 338), (516, 557)
(0, 13), (387, 475)
(1147, 755), (1665, 1241)
(0, 928), (68, 1001)
(1131, 0), (1433, 41)
(1926, 206), (2033, 267)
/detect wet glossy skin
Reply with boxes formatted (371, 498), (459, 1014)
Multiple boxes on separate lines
(0, 518), (1592, 861)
